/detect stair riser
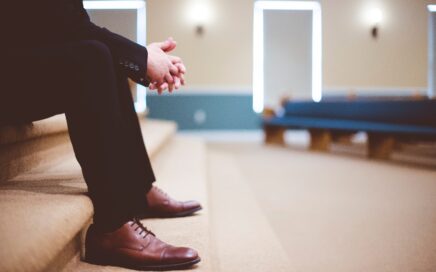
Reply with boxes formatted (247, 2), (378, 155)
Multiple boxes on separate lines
(0, 132), (72, 183)
(44, 227), (86, 272)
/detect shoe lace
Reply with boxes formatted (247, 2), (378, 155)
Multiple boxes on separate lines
(130, 218), (155, 239)
(154, 186), (169, 198)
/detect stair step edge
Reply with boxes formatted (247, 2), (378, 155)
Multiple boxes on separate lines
(140, 119), (178, 157)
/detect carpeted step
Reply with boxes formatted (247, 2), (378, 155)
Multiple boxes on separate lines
(144, 136), (212, 271)
(0, 115), (69, 146)
(65, 135), (213, 271)
(0, 119), (177, 272)
(207, 148), (292, 271)
(140, 119), (177, 156)
(0, 115), (70, 183)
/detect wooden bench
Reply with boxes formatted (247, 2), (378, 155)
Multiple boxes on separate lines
(263, 99), (436, 159)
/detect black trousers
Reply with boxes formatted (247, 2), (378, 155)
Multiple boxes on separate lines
(0, 40), (155, 230)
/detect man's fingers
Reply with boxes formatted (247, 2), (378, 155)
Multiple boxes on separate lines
(169, 55), (182, 64)
(159, 38), (177, 53)
(179, 73), (185, 85)
(152, 77), (180, 93)
(165, 37), (177, 52)
(169, 64), (179, 75)
(151, 40), (173, 52)
(175, 62), (186, 74)
(165, 73), (174, 84)
(161, 82), (168, 90)
(168, 82), (175, 93)
(150, 41), (167, 50)
(158, 82), (168, 94)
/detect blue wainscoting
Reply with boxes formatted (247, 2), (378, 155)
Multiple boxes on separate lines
(145, 88), (428, 130)
(146, 93), (262, 130)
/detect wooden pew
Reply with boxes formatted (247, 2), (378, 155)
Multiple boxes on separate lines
(263, 99), (436, 159)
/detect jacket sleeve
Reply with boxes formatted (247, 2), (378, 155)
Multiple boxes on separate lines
(76, 21), (150, 86)
(67, 1), (150, 86)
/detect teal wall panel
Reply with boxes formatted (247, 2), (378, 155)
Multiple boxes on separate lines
(146, 94), (261, 130)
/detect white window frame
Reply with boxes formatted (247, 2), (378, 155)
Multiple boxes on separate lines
(253, 1), (322, 113)
(84, 0), (147, 112)
(427, 5), (436, 98)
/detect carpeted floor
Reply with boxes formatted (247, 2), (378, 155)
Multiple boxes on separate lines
(208, 142), (436, 272)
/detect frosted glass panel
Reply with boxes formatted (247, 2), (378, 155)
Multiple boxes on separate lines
(429, 11), (436, 98)
(264, 10), (313, 106)
(87, 10), (137, 42)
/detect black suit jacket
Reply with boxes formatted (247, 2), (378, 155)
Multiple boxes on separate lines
(2, 0), (149, 86)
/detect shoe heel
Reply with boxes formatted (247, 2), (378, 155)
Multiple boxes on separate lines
(84, 249), (106, 265)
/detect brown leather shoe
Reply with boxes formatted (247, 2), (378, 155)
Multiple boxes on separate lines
(142, 186), (202, 218)
(85, 219), (201, 270)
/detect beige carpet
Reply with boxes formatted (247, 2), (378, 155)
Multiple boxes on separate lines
(208, 149), (292, 271)
(209, 143), (436, 272)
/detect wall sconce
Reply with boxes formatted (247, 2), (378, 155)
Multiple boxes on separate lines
(187, 0), (212, 37)
(368, 8), (383, 39)
(195, 25), (205, 36)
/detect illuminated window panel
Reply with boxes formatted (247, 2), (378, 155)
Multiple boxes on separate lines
(428, 5), (436, 98)
(428, 5), (436, 12)
(253, 1), (322, 113)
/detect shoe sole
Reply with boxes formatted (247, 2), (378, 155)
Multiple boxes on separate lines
(140, 206), (203, 219)
(86, 257), (201, 271)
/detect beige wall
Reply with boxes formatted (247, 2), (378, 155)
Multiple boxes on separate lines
(147, 0), (253, 90)
(146, 0), (431, 92)
(322, 0), (431, 93)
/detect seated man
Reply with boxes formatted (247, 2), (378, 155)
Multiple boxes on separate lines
(0, 0), (202, 270)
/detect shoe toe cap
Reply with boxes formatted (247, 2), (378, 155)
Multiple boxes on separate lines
(163, 246), (200, 263)
(183, 200), (202, 211)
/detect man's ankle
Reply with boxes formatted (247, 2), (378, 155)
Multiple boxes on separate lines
(91, 218), (131, 233)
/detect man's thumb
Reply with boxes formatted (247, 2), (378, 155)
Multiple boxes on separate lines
(159, 39), (177, 52)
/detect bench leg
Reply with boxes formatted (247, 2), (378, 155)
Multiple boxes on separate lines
(264, 126), (286, 145)
(309, 129), (332, 151)
(367, 133), (396, 159)
(332, 132), (355, 144)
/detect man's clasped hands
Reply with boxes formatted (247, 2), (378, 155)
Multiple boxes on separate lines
(146, 37), (186, 94)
